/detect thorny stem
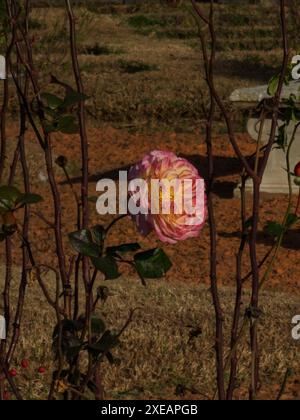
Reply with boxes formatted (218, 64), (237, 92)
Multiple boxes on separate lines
(227, 106), (267, 399)
(192, 1), (225, 400)
(276, 368), (292, 401)
(249, 1), (288, 399)
(65, 0), (95, 400)
(6, 71), (30, 366)
(249, 182), (260, 400)
(226, 175), (247, 399)
(65, 0), (91, 318)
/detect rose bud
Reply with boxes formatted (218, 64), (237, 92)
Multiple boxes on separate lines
(9, 369), (17, 377)
(294, 162), (300, 177)
(21, 359), (29, 369)
(2, 212), (17, 236)
(55, 156), (68, 168)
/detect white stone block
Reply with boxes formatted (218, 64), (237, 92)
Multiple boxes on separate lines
(230, 80), (300, 194)
(0, 315), (6, 340)
(0, 55), (6, 80)
(246, 118), (300, 194)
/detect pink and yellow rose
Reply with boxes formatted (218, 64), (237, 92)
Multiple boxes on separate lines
(128, 150), (207, 244)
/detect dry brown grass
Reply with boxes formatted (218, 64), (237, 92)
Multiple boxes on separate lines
(2, 267), (299, 400)
(21, 2), (292, 133)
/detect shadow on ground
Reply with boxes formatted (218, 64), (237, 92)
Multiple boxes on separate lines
(65, 154), (246, 199)
(219, 229), (300, 251)
(215, 58), (279, 83)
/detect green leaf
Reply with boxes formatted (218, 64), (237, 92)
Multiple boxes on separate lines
(43, 107), (57, 118)
(16, 193), (43, 206)
(268, 74), (280, 96)
(91, 315), (106, 336)
(91, 256), (120, 280)
(64, 336), (82, 362)
(91, 225), (106, 246)
(107, 243), (141, 256)
(57, 115), (78, 134)
(286, 213), (299, 228)
(44, 122), (57, 134)
(52, 319), (81, 340)
(0, 186), (21, 202)
(106, 352), (117, 365)
(265, 221), (284, 237)
(244, 217), (253, 230)
(88, 330), (119, 358)
(68, 229), (100, 258)
(0, 186), (21, 214)
(134, 248), (172, 279)
(62, 90), (89, 109)
(41, 93), (64, 110)
(52, 320), (83, 362)
(276, 124), (288, 150)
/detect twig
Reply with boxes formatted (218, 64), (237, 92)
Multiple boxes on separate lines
(192, 0), (225, 400)
(276, 368), (291, 401)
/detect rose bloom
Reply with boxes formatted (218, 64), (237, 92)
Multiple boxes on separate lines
(128, 150), (207, 244)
